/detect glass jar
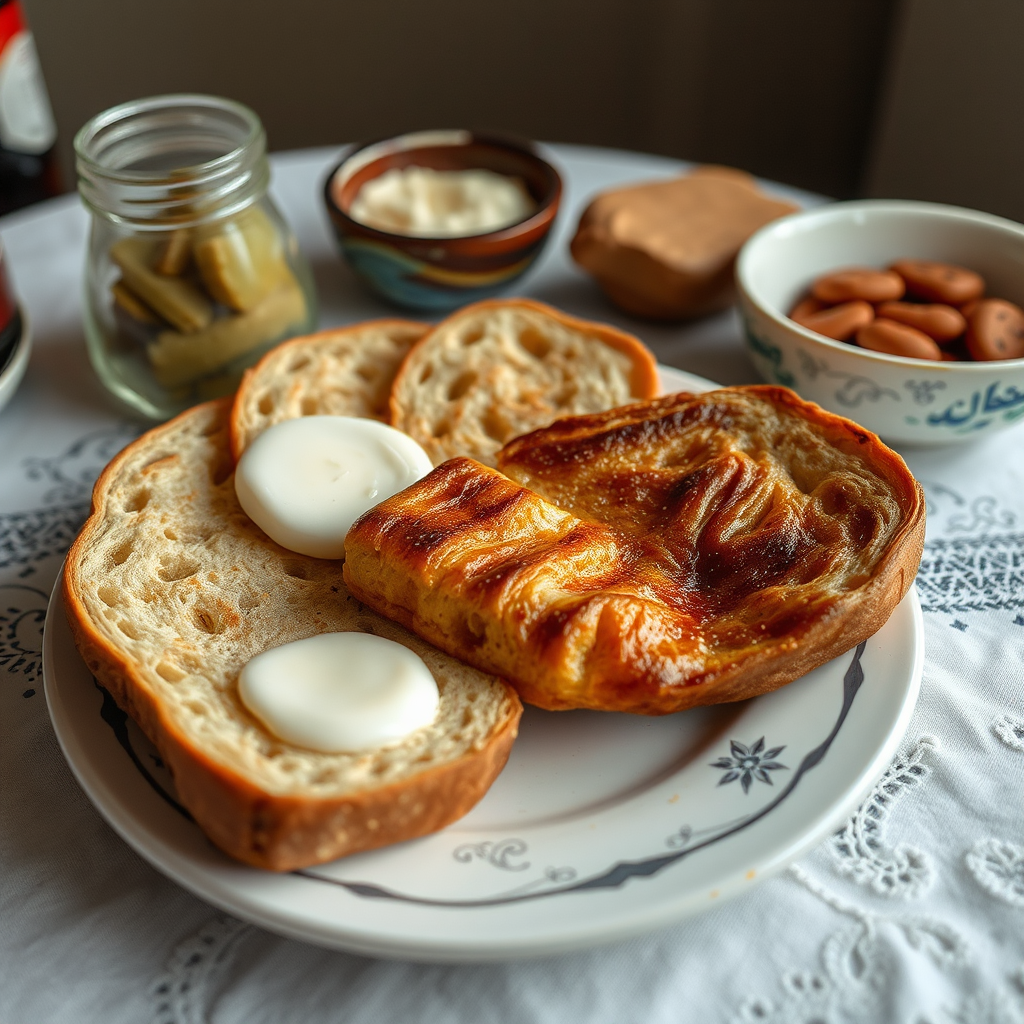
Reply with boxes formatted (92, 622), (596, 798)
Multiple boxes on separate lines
(75, 94), (316, 420)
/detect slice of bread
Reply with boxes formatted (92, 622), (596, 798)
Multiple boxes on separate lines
(345, 386), (924, 714)
(63, 399), (521, 871)
(388, 298), (660, 466)
(229, 319), (428, 459)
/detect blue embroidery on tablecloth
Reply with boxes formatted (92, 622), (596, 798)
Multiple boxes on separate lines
(0, 504), (90, 571)
(0, 584), (48, 683)
(22, 426), (138, 506)
(915, 534), (1024, 614)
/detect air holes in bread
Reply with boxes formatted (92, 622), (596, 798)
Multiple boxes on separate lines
(432, 419), (452, 439)
(463, 327), (484, 346)
(356, 365), (376, 383)
(419, 364), (434, 384)
(289, 355), (311, 373)
(447, 372), (477, 401)
(519, 326), (552, 359)
(257, 394), (274, 415)
(164, 527), (178, 541)
(301, 397), (318, 415)
(157, 554), (199, 582)
(156, 660), (186, 683)
(110, 540), (134, 566)
(481, 409), (511, 444)
(789, 464), (821, 496)
(117, 619), (141, 640)
(282, 559), (310, 581)
(141, 453), (174, 473)
(554, 383), (578, 406)
(192, 603), (229, 635)
(817, 481), (851, 518)
(124, 488), (150, 513)
(200, 418), (221, 438)
(98, 585), (120, 607)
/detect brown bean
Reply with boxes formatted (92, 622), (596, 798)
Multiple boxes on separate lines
(890, 259), (984, 305)
(792, 299), (874, 341)
(812, 267), (905, 304)
(789, 296), (826, 320)
(856, 318), (942, 360)
(965, 298), (1024, 361)
(875, 301), (965, 342)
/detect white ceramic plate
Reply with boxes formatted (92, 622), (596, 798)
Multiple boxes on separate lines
(43, 366), (924, 962)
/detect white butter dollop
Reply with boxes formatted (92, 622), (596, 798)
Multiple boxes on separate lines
(349, 165), (535, 237)
(239, 632), (440, 753)
(234, 416), (433, 559)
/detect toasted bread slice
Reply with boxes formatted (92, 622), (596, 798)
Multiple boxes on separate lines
(63, 399), (521, 871)
(344, 386), (924, 714)
(388, 298), (660, 467)
(230, 319), (428, 459)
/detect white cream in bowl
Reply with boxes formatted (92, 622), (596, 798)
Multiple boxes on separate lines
(349, 165), (535, 237)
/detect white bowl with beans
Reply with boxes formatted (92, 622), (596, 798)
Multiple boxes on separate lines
(736, 199), (1024, 445)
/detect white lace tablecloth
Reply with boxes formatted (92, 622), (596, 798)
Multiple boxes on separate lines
(2, 146), (1022, 1024)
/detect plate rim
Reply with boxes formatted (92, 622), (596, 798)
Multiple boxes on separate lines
(43, 581), (924, 961)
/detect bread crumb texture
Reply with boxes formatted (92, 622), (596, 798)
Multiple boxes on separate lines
(390, 300), (658, 467)
(231, 320), (428, 457)
(68, 400), (516, 798)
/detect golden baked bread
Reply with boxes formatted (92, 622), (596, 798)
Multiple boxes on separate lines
(63, 399), (521, 871)
(230, 319), (428, 459)
(344, 386), (924, 714)
(570, 166), (798, 320)
(388, 298), (660, 466)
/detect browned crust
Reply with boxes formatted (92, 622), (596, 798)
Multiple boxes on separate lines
(62, 399), (522, 871)
(229, 318), (430, 461)
(345, 386), (925, 715)
(387, 297), (661, 425)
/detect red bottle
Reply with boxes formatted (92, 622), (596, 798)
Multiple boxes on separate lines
(0, 0), (59, 215)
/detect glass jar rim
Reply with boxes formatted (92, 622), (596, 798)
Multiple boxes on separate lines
(74, 93), (269, 227)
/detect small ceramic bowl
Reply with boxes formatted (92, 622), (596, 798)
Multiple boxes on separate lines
(323, 130), (561, 311)
(736, 200), (1024, 446)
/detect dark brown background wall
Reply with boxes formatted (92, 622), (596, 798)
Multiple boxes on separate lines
(25, 0), (897, 201)
(865, 0), (1024, 221)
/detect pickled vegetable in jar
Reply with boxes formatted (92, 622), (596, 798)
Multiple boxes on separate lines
(75, 94), (316, 419)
